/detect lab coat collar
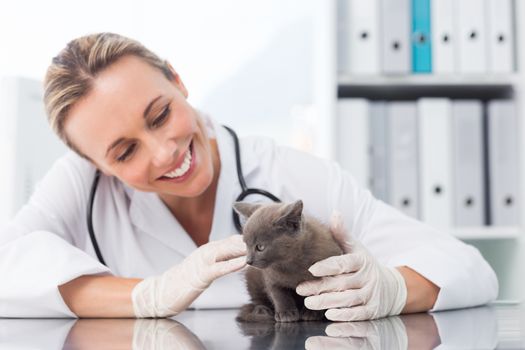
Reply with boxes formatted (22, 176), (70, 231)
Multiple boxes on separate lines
(124, 115), (254, 256)
(126, 190), (197, 257)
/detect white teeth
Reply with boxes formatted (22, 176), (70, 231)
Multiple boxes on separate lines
(163, 147), (192, 178)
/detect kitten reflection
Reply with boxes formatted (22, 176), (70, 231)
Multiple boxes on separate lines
(237, 314), (440, 350)
(237, 320), (326, 350)
(63, 318), (206, 350)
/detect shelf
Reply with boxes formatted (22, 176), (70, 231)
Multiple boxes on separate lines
(451, 227), (521, 240)
(338, 74), (519, 87)
(338, 84), (516, 101)
(324, 0), (525, 301)
(337, 74), (518, 100)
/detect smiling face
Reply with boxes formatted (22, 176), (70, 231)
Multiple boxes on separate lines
(64, 55), (217, 198)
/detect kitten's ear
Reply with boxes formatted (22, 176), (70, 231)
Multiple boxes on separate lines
(276, 200), (303, 232)
(233, 202), (261, 219)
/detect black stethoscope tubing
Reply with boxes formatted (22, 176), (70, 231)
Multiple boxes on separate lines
(87, 169), (105, 265)
(87, 126), (280, 266)
(222, 125), (281, 232)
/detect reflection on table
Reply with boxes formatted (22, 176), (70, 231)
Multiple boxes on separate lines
(0, 304), (522, 349)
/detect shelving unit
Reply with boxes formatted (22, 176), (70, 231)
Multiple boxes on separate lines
(452, 227), (520, 240)
(313, 0), (525, 300)
(338, 74), (520, 87)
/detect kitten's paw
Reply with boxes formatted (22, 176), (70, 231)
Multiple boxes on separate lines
(275, 309), (300, 323)
(236, 303), (275, 323)
(301, 308), (326, 321)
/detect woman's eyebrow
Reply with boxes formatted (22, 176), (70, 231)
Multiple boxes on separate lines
(143, 95), (163, 119)
(105, 95), (163, 157)
(105, 137), (126, 158)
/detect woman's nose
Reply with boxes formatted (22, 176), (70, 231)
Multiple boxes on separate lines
(149, 138), (178, 168)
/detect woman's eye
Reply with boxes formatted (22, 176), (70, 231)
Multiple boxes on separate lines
(116, 143), (136, 162)
(151, 104), (171, 128)
(255, 244), (265, 252)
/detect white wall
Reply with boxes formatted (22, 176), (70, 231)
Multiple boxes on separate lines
(0, 0), (318, 147)
(0, 0), (321, 224)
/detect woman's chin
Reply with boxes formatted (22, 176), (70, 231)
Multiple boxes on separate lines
(159, 172), (214, 198)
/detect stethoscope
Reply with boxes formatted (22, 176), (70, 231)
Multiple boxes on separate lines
(87, 125), (281, 266)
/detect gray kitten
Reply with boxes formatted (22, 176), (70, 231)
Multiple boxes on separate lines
(233, 200), (343, 323)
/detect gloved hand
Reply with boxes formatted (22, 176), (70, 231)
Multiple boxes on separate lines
(296, 213), (407, 321)
(132, 235), (246, 318)
(305, 317), (408, 350)
(132, 319), (206, 350)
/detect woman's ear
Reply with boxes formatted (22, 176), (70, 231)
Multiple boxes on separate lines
(166, 61), (188, 98)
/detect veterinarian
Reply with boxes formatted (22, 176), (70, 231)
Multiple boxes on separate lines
(0, 33), (497, 319)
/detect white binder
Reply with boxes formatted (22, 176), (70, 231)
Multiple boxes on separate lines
(417, 98), (453, 229)
(380, 0), (411, 75)
(452, 100), (485, 227)
(337, 0), (350, 74)
(431, 0), (456, 74)
(369, 102), (388, 201)
(487, 100), (519, 226)
(387, 102), (419, 219)
(456, 0), (487, 73)
(487, 0), (514, 73)
(345, 0), (380, 74)
(337, 98), (370, 189)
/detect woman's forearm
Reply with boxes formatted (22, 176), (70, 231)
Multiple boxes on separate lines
(58, 275), (142, 318)
(396, 266), (440, 313)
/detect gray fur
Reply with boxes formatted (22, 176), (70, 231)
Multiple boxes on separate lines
(233, 200), (343, 323)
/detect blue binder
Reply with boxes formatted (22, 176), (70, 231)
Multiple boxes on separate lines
(412, 0), (432, 73)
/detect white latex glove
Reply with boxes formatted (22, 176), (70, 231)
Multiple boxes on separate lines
(305, 317), (408, 350)
(132, 235), (246, 318)
(296, 213), (407, 321)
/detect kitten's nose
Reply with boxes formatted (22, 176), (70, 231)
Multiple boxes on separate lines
(246, 257), (254, 265)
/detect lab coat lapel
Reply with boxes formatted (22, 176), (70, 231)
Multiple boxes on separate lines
(127, 189), (197, 257)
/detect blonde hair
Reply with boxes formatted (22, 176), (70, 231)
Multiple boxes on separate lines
(43, 32), (174, 159)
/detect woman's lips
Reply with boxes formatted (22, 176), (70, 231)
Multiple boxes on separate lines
(157, 141), (195, 182)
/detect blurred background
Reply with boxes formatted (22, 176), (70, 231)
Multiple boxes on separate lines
(0, 0), (323, 145)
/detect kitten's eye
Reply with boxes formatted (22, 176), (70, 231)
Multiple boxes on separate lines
(255, 244), (265, 252)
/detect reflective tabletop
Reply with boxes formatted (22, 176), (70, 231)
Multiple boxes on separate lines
(1, 304), (523, 349)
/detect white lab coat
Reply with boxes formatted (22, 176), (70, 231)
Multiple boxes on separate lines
(0, 117), (498, 318)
